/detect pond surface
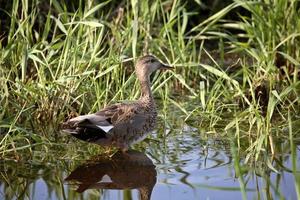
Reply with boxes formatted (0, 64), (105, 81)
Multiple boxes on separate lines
(0, 120), (299, 200)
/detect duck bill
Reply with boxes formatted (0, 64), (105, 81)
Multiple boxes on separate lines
(160, 63), (173, 70)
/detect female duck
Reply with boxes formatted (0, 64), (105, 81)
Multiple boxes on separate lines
(62, 55), (172, 152)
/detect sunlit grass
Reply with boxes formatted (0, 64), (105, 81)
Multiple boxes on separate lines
(0, 0), (299, 175)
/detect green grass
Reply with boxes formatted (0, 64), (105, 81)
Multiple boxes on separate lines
(0, 0), (299, 174)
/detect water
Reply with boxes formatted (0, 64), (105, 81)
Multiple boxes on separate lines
(0, 122), (299, 200)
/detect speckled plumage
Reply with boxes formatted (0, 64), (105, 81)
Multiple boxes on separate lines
(62, 55), (172, 152)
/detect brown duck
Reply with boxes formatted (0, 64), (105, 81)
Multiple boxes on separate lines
(62, 55), (172, 152)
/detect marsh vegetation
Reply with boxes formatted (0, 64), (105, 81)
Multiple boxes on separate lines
(0, 0), (299, 199)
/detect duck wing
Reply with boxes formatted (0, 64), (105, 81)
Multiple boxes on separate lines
(62, 103), (136, 142)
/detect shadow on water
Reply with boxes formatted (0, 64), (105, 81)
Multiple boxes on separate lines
(65, 150), (157, 200)
(0, 120), (299, 199)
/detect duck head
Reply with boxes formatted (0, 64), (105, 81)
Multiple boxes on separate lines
(135, 55), (172, 81)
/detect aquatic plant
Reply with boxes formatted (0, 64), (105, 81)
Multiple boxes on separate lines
(0, 0), (299, 181)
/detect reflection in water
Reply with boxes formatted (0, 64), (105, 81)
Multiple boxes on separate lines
(65, 150), (157, 200)
(145, 125), (299, 200)
(0, 123), (299, 199)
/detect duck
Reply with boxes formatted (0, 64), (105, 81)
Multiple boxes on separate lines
(62, 55), (172, 152)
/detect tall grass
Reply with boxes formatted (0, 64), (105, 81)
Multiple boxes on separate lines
(0, 0), (299, 164)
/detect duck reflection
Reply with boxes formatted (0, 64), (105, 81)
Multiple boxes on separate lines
(65, 150), (157, 200)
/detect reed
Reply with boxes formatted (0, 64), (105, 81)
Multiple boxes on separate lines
(0, 0), (299, 168)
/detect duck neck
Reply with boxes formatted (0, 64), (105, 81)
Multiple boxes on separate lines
(139, 78), (154, 104)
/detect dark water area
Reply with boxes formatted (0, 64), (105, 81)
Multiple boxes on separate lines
(0, 121), (299, 200)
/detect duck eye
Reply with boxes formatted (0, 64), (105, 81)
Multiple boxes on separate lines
(150, 59), (156, 63)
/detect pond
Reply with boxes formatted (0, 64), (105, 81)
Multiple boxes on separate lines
(0, 113), (299, 200)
